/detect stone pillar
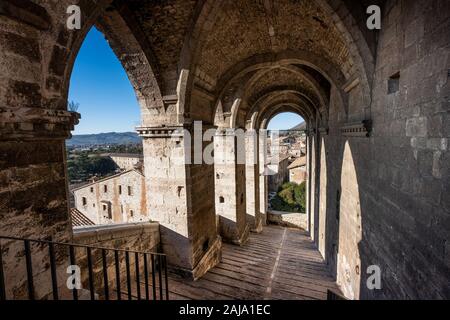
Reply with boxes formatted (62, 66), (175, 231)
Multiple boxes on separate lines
(0, 106), (80, 299)
(305, 134), (312, 233)
(258, 129), (268, 225)
(245, 130), (262, 232)
(138, 126), (221, 280)
(214, 129), (249, 245)
(309, 133), (317, 242)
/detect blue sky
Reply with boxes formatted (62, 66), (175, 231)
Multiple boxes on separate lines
(69, 27), (140, 134)
(69, 27), (304, 134)
(267, 113), (304, 130)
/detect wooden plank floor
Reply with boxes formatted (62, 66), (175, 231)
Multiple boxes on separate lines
(160, 226), (341, 300)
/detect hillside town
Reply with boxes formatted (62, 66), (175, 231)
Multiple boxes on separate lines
(69, 125), (308, 227)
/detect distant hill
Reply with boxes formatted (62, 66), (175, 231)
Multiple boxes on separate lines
(290, 122), (306, 131)
(67, 132), (141, 146)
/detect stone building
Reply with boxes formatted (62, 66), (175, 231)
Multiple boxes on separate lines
(288, 157), (308, 185)
(109, 153), (143, 171)
(0, 0), (449, 300)
(268, 156), (291, 192)
(72, 168), (147, 225)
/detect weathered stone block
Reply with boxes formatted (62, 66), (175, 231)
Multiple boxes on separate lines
(406, 117), (428, 137)
(5, 80), (41, 108)
(0, 31), (41, 62)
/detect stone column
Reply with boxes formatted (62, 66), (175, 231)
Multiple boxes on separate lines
(245, 130), (262, 232)
(309, 133), (317, 242)
(138, 126), (221, 280)
(306, 134), (312, 233)
(214, 129), (249, 245)
(258, 129), (268, 225)
(0, 106), (80, 299)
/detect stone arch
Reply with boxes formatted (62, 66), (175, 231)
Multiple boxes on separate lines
(258, 104), (310, 131)
(58, 2), (166, 126)
(246, 90), (317, 130)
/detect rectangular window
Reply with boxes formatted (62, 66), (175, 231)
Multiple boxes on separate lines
(128, 186), (133, 196)
(130, 210), (134, 217)
(90, 187), (94, 193)
(388, 72), (400, 94)
(104, 185), (107, 193)
(119, 185), (122, 195)
(82, 197), (87, 206)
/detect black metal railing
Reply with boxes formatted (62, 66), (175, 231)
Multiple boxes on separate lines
(0, 235), (169, 301)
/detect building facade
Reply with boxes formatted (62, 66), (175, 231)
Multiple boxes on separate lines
(268, 156), (291, 192)
(288, 157), (307, 185)
(72, 169), (147, 225)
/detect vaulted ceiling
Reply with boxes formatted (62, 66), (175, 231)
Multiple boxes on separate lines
(109, 0), (383, 125)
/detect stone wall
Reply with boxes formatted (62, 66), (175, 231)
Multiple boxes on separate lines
(312, 0), (450, 300)
(267, 210), (308, 230)
(73, 170), (148, 225)
(356, 0), (450, 299)
(109, 155), (143, 171)
(72, 222), (160, 299)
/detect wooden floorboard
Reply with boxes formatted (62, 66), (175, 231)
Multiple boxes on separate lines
(168, 226), (341, 300)
(121, 226), (342, 300)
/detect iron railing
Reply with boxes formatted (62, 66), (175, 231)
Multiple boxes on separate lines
(0, 235), (169, 300)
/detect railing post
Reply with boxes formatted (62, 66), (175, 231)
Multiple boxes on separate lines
(69, 246), (78, 300)
(158, 255), (163, 300)
(143, 253), (149, 300)
(164, 255), (169, 300)
(125, 251), (132, 300)
(135, 252), (141, 300)
(24, 240), (34, 300)
(114, 250), (121, 300)
(151, 255), (156, 300)
(102, 249), (109, 300)
(0, 242), (6, 301)
(87, 247), (95, 300)
(48, 242), (58, 300)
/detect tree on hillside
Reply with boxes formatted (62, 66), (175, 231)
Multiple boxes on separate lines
(270, 182), (306, 213)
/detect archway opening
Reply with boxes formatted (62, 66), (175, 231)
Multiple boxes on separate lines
(67, 26), (147, 227)
(265, 112), (307, 219)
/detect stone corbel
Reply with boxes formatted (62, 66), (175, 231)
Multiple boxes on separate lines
(215, 127), (243, 137)
(318, 127), (329, 136)
(162, 95), (178, 111)
(0, 106), (80, 140)
(307, 128), (316, 136)
(341, 120), (372, 137)
(136, 125), (186, 139)
(342, 77), (360, 93)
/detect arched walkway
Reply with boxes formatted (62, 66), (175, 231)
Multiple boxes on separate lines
(1, 0), (449, 300)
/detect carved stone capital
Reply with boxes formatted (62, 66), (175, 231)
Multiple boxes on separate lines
(341, 120), (372, 137)
(0, 106), (80, 141)
(318, 127), (329, 136)
(136, 125), (186, 138)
